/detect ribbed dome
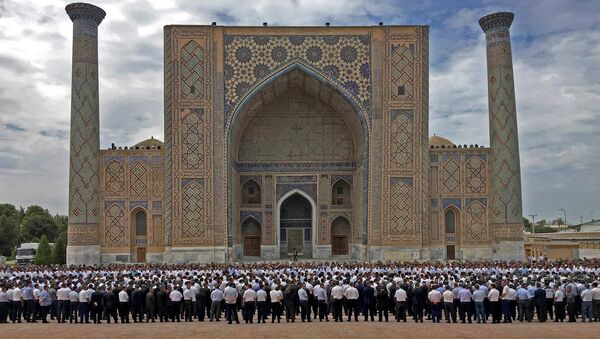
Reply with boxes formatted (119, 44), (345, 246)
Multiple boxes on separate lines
(429, 135), (454, 147)
(133, 137), (163, 148)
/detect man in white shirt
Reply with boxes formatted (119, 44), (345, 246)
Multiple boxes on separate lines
(488, 283), (501, 323)
(344, 282), (359, 322)
(223, 283), (239, 324)
(270, 285), (283, 323)
(242, 284), (256, 323)
(78, 286), (90, 323)
(428, 286), (442, 323)
(554, 285), (565, 322)
(183, 282), (194, 322)
(56, 284), (71, 323)
(210, 288), (223, 322)
(256, 286), (268, 323)
(298, 283), (312, 323)
(118, 286), (130, 323)
(11, 285), (22, 323)
(68, 287), (79, 323)
(331, 281), (344, 322)
(581, 284), (593, 322)
(169, 287), (183, 322)
(442, 285), (457, 323)
(394, 284), (408, 322)
(592, 282), (600, 322)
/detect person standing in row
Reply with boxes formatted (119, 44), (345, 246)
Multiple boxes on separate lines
(473, 285), (486, 324)
(270, 285), (283, 323)
(0, 285), (10, 323)
(256, 285), (268, 323)
(169, 286), (183, 322)
(38, 285), (51, 323)
(394, 284), (407, 322)
(331, 281), (344, 322)
(223, 283), (239, 324)
(209, 287), (223, 322)
(553, 285), (565, 322)
(56, 284), (70, 323)
(344, 282), (359, 322)
(242, 283), (256, 323)
(298, 283), (311, 323)
(118, 286), (130, 323)
(103, 286), (117, 324)
(428, 285), (442, 323)
(488, 284), (500, 323)
(145, 288), (156, 323)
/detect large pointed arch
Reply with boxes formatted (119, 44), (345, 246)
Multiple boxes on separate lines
(225, 62), (370, 251)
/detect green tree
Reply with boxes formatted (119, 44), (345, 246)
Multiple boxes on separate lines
(51, 236), (66, 264)
(0, 204), (20, 256)
(24, 205), (51, 219)
(21, 214), (58, 242)
(34, 234), (52, 265)
(523, 217), (532, 232)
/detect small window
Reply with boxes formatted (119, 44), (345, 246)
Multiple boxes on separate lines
(248, 187), (255, 195)
(337, 186), (344, 195)
(304, 229), (311, 242)
(398, 86), (405, 95)
(445, 209), (456, 234)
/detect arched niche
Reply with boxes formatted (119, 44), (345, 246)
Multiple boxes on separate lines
(241, 179), (261, 205)
(331, 179), (352, 206)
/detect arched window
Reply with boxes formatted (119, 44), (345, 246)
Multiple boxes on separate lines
(241, 179), (261, 205)
(135, 210), (147, 236)
(331, 179), (351, 206)
(445, 209), (456, 234)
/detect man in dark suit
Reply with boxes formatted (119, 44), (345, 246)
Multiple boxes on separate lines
(145, 288), (156, 322)
(363, 282), (376, 322)
(283, 285), (296, 322)
(534, 283), (547, 322)
(196, 283), (210, 321)
(90, 286), (104, 324)
(412, 283), (425, 323)
(102, 286), (118, 323)
(157, 286), (168, 322)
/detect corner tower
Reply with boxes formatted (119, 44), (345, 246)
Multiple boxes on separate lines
(65, 2), (105, 265)
(479, 12), (524, 260)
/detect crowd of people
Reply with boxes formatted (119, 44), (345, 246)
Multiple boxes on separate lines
(1, 259), (600, 326)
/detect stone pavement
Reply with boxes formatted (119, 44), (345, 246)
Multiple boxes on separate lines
(1, 321), (598, 339)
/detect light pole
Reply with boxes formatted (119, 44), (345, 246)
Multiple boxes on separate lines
(529, 214), (537, 234)
(558, 208), (567, 225)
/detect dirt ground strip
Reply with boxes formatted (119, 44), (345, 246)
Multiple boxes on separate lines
(1, 321), (599, 339)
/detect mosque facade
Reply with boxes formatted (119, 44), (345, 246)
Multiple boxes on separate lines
(64, 3), (524, 264)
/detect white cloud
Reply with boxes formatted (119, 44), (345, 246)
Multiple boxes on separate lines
(0, 0), (598, 223)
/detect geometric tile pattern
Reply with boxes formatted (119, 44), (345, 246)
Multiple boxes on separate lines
(465, 155), (486, 193)
(181, 108), (205, 170)
(181, 179), (207, 241)
(224, 35), (371, 119)
(129, 161), (148, 196)
(180, 40), (204, 101)
(391, 45), (414, 101)
(483, 24), (523, 233)
(68, 23), (101, 246)
(466, 200), (487, 241)
(237, 95), (354, 162)
(442, 158), (460, 193)
(105, 160), (125, 196)
(390, 110), (413, 168)
(383, 177), (416, 243)
(104, 203), (127, 246)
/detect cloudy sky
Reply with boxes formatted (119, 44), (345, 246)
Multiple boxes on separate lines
(0, 0), (598, 224)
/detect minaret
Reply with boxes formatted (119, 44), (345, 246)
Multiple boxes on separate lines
(65, 3), (105, 265)
(479, 12), (524, 260)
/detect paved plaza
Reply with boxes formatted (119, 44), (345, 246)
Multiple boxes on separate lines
(2, 320), (598, 339)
